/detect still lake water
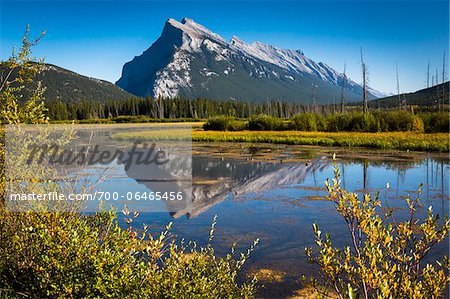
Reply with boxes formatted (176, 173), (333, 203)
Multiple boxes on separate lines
(94, 144), (448, 294)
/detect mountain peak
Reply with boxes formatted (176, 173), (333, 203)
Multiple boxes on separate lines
(166, 18), (182, 28)
(164, 17), (226, 45)
(181, 17), (194, 24)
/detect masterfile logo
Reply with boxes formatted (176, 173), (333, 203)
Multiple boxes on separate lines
(4, 124), (192, 213)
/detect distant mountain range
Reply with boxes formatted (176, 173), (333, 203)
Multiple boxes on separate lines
(369, 82), (449, 108)
(116, 18), (383, 103)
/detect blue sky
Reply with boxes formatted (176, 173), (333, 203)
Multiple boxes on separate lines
(1, 0), (448, 94)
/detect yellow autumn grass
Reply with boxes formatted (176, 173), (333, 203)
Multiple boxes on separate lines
(108, 123), (448, 152)
(192, 130), (449, 152)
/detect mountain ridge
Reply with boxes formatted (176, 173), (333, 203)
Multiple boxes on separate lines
(369, 81), (449, 108)
(0, 62), (137, 103)
(116, 18), (381, 103)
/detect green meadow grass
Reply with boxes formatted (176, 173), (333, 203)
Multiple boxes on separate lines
(192, 130), (449, 152)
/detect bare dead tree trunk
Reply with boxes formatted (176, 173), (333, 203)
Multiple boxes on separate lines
(311, 80), (318, 113)
(360, 48), (368, 114)
(159, 97), (165, 118)
(427, 60), (430, 88)
(114, 101), (119, 116)
(442, 51), (446, 84)
(442, 51), (448, 107)
(341, 62), (346, 113)
(396, 62), (401, 109)
(155, 98), (160, 118)
(436, 68), (440, 111)
(188, 99), (193, 118)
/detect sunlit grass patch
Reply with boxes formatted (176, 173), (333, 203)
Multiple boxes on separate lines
(302, 195), (327, 201)
(112, 128), (193, 141)
(249, 268), (287, 283)
(191, 131), (449, 152)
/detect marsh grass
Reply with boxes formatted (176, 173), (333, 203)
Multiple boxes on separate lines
(191, 131), (449, 152)
(113, 128), (448, 152)
(112, 129), (192, 141)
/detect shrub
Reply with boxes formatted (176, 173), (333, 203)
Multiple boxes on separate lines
(290, 113), (319, 131)
(376, 110), (421, 132)
(411, 115), (425, 132)
(345, 112), (380, 132)
(228, 120), (247, 131)
(324, 111), (426, 133)
(247, 114), (284, 131)
(324, 114), (343, 132)
(420, 112), (449, 133)
(203, 116), (246, 131)
(315, 114), (328, 131)
(306, 163), (449, 299)
(0, 26), (47, 125)
(0, 211), (258, 298)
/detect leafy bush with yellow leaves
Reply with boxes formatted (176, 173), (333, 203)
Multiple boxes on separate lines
(305, 163), (449, 299)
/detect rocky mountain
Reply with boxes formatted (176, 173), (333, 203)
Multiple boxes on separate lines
(117, 18), (380, 104)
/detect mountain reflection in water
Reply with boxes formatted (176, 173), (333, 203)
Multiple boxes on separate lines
(174, 156), (328, 219)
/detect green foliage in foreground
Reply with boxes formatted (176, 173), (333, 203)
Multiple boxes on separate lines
(0, 211), (258, 299)
(0, 26), (47, 125)
(305, 163), (449, 299)
(204, 111), (448, 133)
